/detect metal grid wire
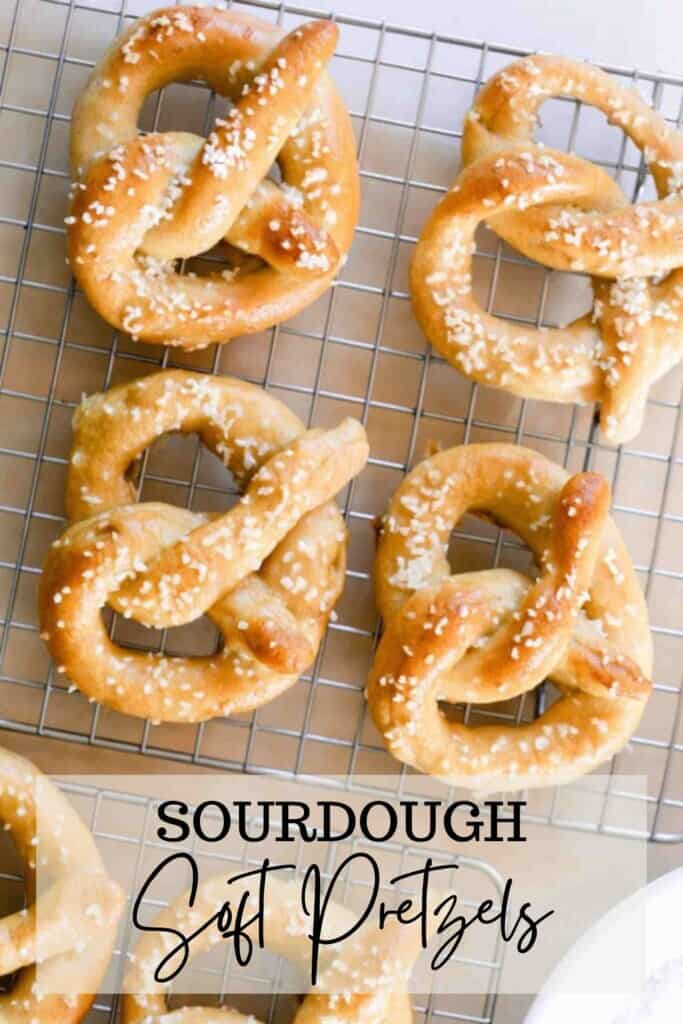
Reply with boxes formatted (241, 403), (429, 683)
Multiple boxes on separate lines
(0, 0), (682, 843)
(1, 780), (505, 1022)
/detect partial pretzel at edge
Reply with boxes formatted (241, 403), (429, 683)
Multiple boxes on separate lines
(0, 744), (124, 1023)
(412, 54), (683, 444)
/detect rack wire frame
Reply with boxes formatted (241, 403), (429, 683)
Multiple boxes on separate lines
(0, 0), (681, 847)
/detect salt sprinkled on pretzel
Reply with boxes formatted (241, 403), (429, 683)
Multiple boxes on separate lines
(368, 443), (652, 792)
(412, 55), (683, 445)
(39, 370), (369, 723)
(0, 744), (123, 1022)
(67, 7), (359, 347)
(123, 873), (419, 1024)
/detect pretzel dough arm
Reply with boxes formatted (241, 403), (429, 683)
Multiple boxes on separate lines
(410, 153), (608, 404)
(0, 905), (39, 976)
(488, 199), (683, 278)
(212, 502), (346, 674)
(462, 473), (609, 693)
(115, 418), (368, 628)
(462, 54), (683, 276)
(368, 582), (504, 774)
(0, 750), (108, 875)
(227, 178), (339, 278)
(67, 130), (351, 347)
(465, 54), (683, 198)
(369, 591), (646, 791)
(434, 691), (646, 793)
(136, 139), (339, 278)
(67, 370), (307, 518)
(40, 533), (340, 721)
(210, 574), (316, 674)
(553, 632), (652, 702)
(593, 277), (658, 445)
(143, 20), (340, 259)
(368, 575), (521, 719)
(0, 875), (123, 977)
(39, 508), (297, 722)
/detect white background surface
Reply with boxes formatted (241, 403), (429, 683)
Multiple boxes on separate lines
(332, 0), (679, 76)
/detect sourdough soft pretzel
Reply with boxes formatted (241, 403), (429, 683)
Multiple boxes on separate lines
(368, 443), (652, 792)
(0, 744), (123, 1022)
(67, 6), (359, 347)
(123, 874), (419, 1024)
(412, 55), (683, 444)
(39, 370), (369, 722)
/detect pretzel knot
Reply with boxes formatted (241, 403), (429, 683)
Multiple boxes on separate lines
(67, 7), (359, 347)
(368, 444), (652, 793)
(0, 745), (123, 1022)
(39, 371), (369, 723)
(411, 55), (683, 445)
(123, 874), (418, 1024)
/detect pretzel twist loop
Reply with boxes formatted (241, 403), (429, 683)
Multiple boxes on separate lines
(123, 875), (417, 1024)
(67, 7), (359, 347)
(368, 444), (652, 792)
(39, 371), (369, 723)
(411, 55), (683, 444)
(0, 745), (123, 1022)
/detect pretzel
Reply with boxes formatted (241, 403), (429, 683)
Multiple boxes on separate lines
(67, 6), (359, 347)
(123, 874), (417, 1024)
(0, 744), (123, 1022)
(368, 443), (652, 792)
(39, 370), (369, 722)
(411, 55), (683, 445)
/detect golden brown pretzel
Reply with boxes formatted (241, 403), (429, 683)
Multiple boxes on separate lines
(67, 6), (359, 347)
(0, 744), (123, 1022)
(411, 55), (683, 444)
(123, 874), (417, 1024)
(368, 443), (652, 792)
(39, 371), (369, 722)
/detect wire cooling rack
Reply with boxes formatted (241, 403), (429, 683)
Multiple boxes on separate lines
(0, 0), (682, 849)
